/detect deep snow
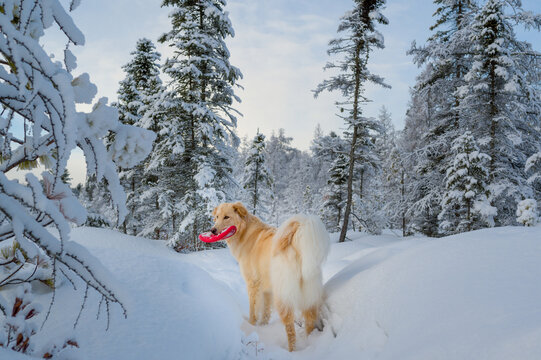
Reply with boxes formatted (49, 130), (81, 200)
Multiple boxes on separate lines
(7, 226), (541, 359)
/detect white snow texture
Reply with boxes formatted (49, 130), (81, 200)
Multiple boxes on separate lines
(14, 225), (541, 360)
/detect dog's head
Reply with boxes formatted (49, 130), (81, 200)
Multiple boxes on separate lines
(211, 202), (248, 237)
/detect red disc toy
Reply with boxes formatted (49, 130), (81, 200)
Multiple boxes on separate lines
(199, 226), (237, 243)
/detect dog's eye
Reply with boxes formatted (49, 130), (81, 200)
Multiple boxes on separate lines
(224, 216), (230, 220)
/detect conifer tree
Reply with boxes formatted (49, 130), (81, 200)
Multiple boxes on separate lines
(383, 142), (408, 236)
(322, 154), (349, 232)
(526, 152), (541, 201)
(458, 0), (541, 225)
(438, 132), (495, 234)
(405, 0), (478, 236)
(315, 0), (390, 242)
(266, 129), (296, 225)
(242, 131), (273, 218)
(113, 38), (163, 235)
(311, 130), (347, 229)
(156, 0), (242, 249)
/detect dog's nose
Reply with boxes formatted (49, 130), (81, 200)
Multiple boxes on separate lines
(211, 227), (218, 235)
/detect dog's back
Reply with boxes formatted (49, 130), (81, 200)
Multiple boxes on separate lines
(270, 215), (330, 311)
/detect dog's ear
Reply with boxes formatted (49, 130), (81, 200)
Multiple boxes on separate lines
(232, 202), (248, 218)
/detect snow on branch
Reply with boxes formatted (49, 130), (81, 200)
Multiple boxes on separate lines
(0, 0), (154, 328)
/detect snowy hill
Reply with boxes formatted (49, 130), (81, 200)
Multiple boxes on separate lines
(16, 226), (541, 359)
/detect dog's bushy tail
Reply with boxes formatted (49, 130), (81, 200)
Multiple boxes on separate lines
(274, 215), (330, 279)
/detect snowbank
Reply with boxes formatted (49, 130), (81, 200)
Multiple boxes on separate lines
(311, 226), (541, 360)
(16, 226), (541, 359)
(33, 228), (246, 360)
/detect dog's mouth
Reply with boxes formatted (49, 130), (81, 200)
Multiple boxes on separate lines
(199, 226), (237, 243)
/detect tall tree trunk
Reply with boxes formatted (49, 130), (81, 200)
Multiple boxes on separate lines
(338, 43), (363, 243)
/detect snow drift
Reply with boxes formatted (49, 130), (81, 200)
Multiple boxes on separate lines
(17, 226), (541, 359)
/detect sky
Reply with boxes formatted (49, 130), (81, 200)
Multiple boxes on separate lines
(38, 0), (541, 185)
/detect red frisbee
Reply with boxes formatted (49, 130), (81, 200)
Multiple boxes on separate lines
(199, 226), (237, 243)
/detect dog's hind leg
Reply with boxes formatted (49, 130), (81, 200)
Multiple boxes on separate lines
(303, 306), (318, 336)
(276, 300), (296, 352)
(247, 280), (260, 325)
(260, 291), (272, 325)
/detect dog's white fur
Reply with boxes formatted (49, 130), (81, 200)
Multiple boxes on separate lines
(270, 215), (330, 310)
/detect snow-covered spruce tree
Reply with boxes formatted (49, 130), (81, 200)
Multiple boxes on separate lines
(409, 0), (477, 130)
(458, 0), (541, 226)
(156, 0), (242, 250)
(309, 125), (333, 203)
(311, 130), (348, 230)
(376, 106), (397, 226)
(526, 151), (541, 201)
(405, 0), (477, 236)
(310, 129), (346, 191)
(0, 0), (154, 330)
(382, 141), (408, 235)
(242, 131), (273, 219)
(375, 108), (408, 235)
(322, 154), (349, 232)
(282, 151), (319, 216)
(350, 106), (393, 235)
(78, 175), (114, 228)
(113, 38), (164, 236)
(266, 129), (296, 225)
(438, 132), (495, 234)
(516, 199), (538, 227)
(315, 0), (390, 242)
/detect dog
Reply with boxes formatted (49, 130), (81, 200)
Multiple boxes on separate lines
(211, 202), (330, 351)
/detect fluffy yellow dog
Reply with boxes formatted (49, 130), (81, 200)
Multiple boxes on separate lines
(211, 202), (330, 351)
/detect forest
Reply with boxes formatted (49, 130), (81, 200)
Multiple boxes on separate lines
(0, 0), (540, 358)
(75, 0), (541, 250)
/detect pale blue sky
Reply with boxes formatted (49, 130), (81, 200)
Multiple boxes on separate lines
(43, 0), (541, 184)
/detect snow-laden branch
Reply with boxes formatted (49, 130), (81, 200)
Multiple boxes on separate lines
(0, 0), (155, 328)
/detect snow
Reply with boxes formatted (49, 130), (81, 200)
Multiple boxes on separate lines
(15, 225), (541, 359)
(71, 73), (97, 104)
(516, 199), (539, 226)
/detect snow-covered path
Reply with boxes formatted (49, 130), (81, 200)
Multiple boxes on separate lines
(20, 226), (541, 359)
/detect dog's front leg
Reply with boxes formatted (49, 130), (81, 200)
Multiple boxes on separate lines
(247, 280), (260, 325)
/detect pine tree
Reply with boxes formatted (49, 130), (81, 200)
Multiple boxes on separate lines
(266, 129), (296, 225)
(113, 38), (164, 236)
(322, 154), (349, 232)
(351, 106), (395, 234)
(404, 0), (478, 236)
(526, 152), (541, 201)
(458, 0), (541, 225)
(78, 175), (114, 228)
(156, 0), (242, 249)
(315, 0), (390, 242)
(438, 132), (495, 234)
(242, 131), (273, 219)
(383, 142), (408, 236)
(374, 107), (409, 235)
(311, 130), (348, 230)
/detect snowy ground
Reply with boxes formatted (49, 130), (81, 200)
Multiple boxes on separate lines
(6, 225), (541, 359)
